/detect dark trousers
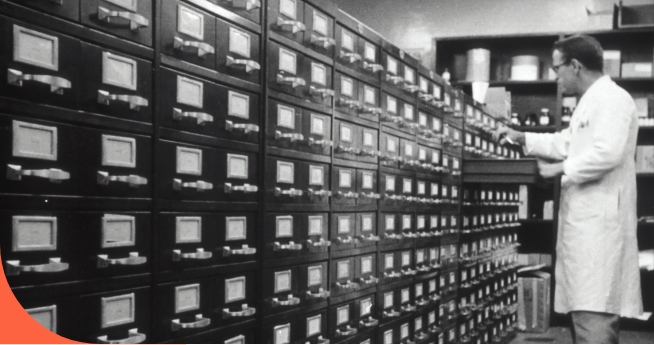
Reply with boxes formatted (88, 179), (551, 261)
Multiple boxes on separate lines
(571, 311), (620, 344)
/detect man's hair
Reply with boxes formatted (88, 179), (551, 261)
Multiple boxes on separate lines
(553, 35), (604, 72)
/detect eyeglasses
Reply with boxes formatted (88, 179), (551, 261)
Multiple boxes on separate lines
(552, 60), (570, 73)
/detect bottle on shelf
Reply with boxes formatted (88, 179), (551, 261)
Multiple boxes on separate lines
(443, 68), (451, 84)
(561, 107), (571, 127)
(539, 108), (550, 126)
(510, 113), (520, 126)
(523, 113), (533, 126)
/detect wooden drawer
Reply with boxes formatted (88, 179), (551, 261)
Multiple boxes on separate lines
(80, 0), (153, 46)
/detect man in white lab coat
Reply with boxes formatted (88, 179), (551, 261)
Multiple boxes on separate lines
(494, 35), (643, 343)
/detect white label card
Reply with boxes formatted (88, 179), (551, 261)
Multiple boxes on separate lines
(176, 146), (202, 176)
(401, 324), (409, 339)
(341, 30), (354, 52)
(101, 293), (135, 329)
(339, 170), (352, 188)
(403, 179), (412, 193)
(102, 52), (137, 91)
(225, 277), (247, 303)
(340, 124), (352, 142)
(12, 121), (58, 161)
(361, 298), (372, 317)
(337, 216), (351, 235)
(101, 214), (136, 248)
(341, 77), (353, 97)
(26, 305), (57, 332)
(362, 172), (373, 189)
(402, 215), (411, 230)
(401, 289), (409, 303)
(176, 216), (202, 244)
(277, 105), (295, 129)
(361, 256), (372, 274)
(177, 76), (203, 108)
(279, 48), (297, 75)
(385, 330), (393, 344)
(226, 216), (247, 241)
(274, 324), (291, 344)
(12, 216), (57, 252)
(387, 137), (397, 153)
(337, 260), (350, 279)
(308, 215), (323, 236)
(363, 131), (374, 147)
(177, 5), (204, 40)
(307, 315), (322, 337)
(387, 56), (398, 75)
(385, 215), (395, 230)
(337, 306), (349, 325)
(309, 165), (324, 186)
(364, 42), (376, 62)
(311, 115), (325, 135)
(279, 0), (297, 19)
(274, 270), (291, 293)
(229, 27), (250, 58)
(308, 266), (323, 286)
(385, 176), (396, 192)
(227, 154), (249, 179)
(13, 25), (59, 71)
(228, 91), (250, 119)
(313, 10), (328, 36)
(362, 215), (373, 231)
(385, 254), (394, 269)
(311, 63), (327, 86)
(387, 96), (397, 114)
(276, 216), (293, 238)
(404, 104), (414, 120)
(276, 161), (294, 184)
(364, 86), (376, 105)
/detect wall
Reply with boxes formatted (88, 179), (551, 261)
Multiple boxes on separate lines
(330, 0), (654, 67)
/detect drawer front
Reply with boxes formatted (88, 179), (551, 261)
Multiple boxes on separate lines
(8, 0), (79, 21)
(332, 166), (357, 206)
(414, 247), (429, 275)
(400, 138), (418, 170)
(216, 17), (261, 84)
(335, 73), (360, 117)
(303, 5), (334, 58)
(2, 115), (152, 198)
(298, 261), (330, 304)
(303, 58), (333, 107)
(297, 310), (329, 344)
(399, 213), (416, 239)
(266, 157), (330, 204)
(329, 300), (357, 340)
(80, 0), (153, 46)
(380, 213), (401, 245)
(399, 175), (415, 203)
(156, 212), (257, 272)
(358, 127), (379, 164)
(378, 250), (401, 285)
(359, 37), (382, 78)
(377, 289), (398, 322)
(302, 109), (332, 156)
(379, 322), (399, 344)
(268, 0), (305, 44)
(415, 180), (429, 204)
(330, 256), (356, 295)
(268, 41), (306, 99)
(80, 43), (153, 123)
(355, 294), (378, 331)
(330, 213), (355, 251)
(357, 82), (380, 123)
(399, 249), (415, 277)
(160, 1), (216, 70)
(154, 279), (215, 341)
(380, 132), (401, 169)
(380, 173), (401, 206)
(334, 119), (360, 161)
(2, 211), (150, 288)
(397, 283), (415, 316)
(335, 25), (359, 69)
(263, 318), (298, 344)
(158, 141), (258, 202)
(354, 253), (378, 288)
(1, 17), (81, 110)
(21, 286), (151, 343)
(208, 0), (262, 24)
(356, 169), (378, 205)
(355, 213), (378, 248)
(264, 212), (329, 259)
(158, 68), (260, 143)
(263, 266), (300, 314)
(216, 271), (258, 327)
(267, 101), (332, 156)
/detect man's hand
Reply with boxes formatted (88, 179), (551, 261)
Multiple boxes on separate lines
(537, 160), (564, 179)
(492, 125), (525, 146)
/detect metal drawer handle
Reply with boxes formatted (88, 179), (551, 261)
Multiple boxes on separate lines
(5, 258), (69, 276)
(383, 232), (403, 240)
(271, 294), (300, 307)
(402, 231), (418, 239)
(225, 121), (259, 134)
(307, 138), (333, 148)
(306, 237), (331, 248)
(97, 6), (149, 30)
(335, 279), (358, 290)
(359, 106), (381, 115)
(173, 37), (215, 57)
(309, 86), (335, 99)
(335, 325), (357, 337)
(97, 171), (147, 187)
(273, 241), (303, 251)
(97, 252), (147, 268)
(305, 287), (330, 300)
(383, 271), (402, 279)
(335, 145), (360, 155)
(359, 192), (380, 200)
(363, 62), (384, 73)
(224, 183), (258, 194)
(339, 51), (362, 64)
(274, 187), (303, 197)
(226, 56), (261, 73)
(274, 130), (304, 142)
(401, 304), (416, 313)
(310, 34), (335, 49)
(386, 75), (404, 85)
(356, 234), (379, 242)
(227, 0), (261, 11)
(383, 309), (401, 318)
(403, 83), (420, 93)
(415, 332), (429, 341)
(173, 108), (213, 125)
(335, 236), (353, 244)
(403, 337), (417, 344)
(276, 74), (306, 88)
(359, 149), (379, 157)
(430, 99), (445, 108)
(418, 93), (434, 102)
(313, 335), (329, 344)
(337, 98), (361, 109)
(307, 189), (331, 198)
(7, 164), (70, 182)
(97, 328), (146, 344)
(416, 265), (430, 273)
(223, 304), (256, 318)
(171, 314), (211, 331)
(7, 69), (71, 94)
(222, 244), (256, 256)
(173, 248), (212, 261)
(98, 90), (148, 110)
(429, 293), (440, 303)
(401, 268), (416, 276)
(173, 179), (213, 191)
(276, 17), (306, 34)
(359, 316), (378, 328)
(428, 325), (441, 334)
(357, 276), (378, 285)
(416, 298), (429, 307)
(335, 191), (358, 199)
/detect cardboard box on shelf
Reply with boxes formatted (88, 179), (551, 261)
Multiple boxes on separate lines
(603, 50), (621, 78)
(518, 270), (551, 333)
(621, 62), (653, 78)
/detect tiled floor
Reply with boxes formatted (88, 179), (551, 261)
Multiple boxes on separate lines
(511, 327), (654, 344)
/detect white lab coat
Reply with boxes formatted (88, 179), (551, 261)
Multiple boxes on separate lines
(524, 75), (643, 317)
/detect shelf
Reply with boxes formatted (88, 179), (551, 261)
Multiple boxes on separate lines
(512, 125), (558, 133)
(452, 80), (557, 87)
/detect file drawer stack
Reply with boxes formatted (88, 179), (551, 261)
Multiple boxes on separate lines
(1, 1), (155, 343)
(460, 99), (521, 344)
(155, 0), (263, 343)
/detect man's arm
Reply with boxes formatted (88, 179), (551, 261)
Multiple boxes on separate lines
(523, 128), (571, 162)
